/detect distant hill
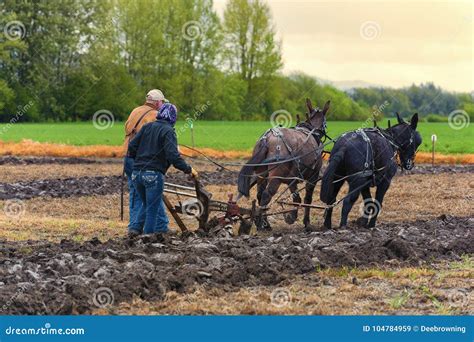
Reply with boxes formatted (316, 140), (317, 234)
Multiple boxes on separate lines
(285, 72), (473, 119)
(315, 77), (383, 91)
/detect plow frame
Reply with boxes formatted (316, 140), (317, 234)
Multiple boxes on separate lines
(163, 176), (332, 234)
(163, 178), (298, 233)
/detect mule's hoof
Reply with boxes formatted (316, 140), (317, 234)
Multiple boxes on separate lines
(256, 219), (272, 232)
(323, 223), (332, 230)
(284, 212), (297, 225)
(238, 219), (252, 235)
(355, 217), (368, 227)
(257, 225), (272, 232)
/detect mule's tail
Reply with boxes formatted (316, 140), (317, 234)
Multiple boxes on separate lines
(320, 149), (345, 203)
(238, 138), (268, 197)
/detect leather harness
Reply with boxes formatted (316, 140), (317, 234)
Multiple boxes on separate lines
(264, 123), (325, 179)
(336, 127), (403, 186)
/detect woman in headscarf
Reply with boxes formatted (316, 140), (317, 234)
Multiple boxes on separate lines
(128, 103), (198, 235)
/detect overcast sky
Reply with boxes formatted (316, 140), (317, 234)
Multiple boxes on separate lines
(214, 0), (473, 92)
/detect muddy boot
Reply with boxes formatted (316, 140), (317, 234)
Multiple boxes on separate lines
(127, 230), (140, 239)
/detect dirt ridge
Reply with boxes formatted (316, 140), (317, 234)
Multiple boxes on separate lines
(1, 165), (473, 200)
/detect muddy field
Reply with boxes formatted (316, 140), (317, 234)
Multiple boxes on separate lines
(1, 215), (472, 315)
(0, 156), (473, 315)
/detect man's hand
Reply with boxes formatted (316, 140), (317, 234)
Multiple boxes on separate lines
(191, 167), (199, 178)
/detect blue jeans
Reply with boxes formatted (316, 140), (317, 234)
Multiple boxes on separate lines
(131, 170), (169, 234)
(124, 157), (145, 233)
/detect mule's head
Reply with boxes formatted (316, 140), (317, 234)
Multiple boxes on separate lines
(305, 98), (330, 132)
(391, 113), (422, 170)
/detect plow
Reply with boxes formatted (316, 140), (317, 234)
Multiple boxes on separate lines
(162, 178), (307, 235)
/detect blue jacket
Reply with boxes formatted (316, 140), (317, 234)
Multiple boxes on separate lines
(128, 119), (191, 174)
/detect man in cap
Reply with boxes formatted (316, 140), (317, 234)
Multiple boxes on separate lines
(123, 89), (167, 236)
(128, 103), (198, 234)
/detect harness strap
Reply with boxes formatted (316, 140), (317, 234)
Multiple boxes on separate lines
(360, 129), (376, 185)
(296, 126), (323, 145)
(270, 127), (307, 179)
(334, 128), (400, 185)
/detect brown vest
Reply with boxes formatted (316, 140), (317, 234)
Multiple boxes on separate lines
(123, 104), (157, 153)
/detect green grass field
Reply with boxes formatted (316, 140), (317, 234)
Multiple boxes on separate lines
(0, 120), (472, 154)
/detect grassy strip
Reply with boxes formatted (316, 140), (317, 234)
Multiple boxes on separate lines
(0, 139), (473, 163)
(0, 120), (472, 153)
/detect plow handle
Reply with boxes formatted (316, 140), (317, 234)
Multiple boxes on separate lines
(163, 195), (188, 232)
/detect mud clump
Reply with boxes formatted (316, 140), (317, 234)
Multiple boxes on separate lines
(383, 238), (416, 260)
(0, 216), (472, 315)
(0, 156), (113, 165)
(0, 176), (122, 200)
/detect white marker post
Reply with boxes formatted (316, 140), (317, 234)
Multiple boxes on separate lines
(431, 134), (437, 167)
(190, 121), (195, 149)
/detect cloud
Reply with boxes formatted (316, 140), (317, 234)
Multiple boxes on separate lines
(215, 0), (473, 92)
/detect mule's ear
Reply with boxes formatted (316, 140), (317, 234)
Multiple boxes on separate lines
(387, 120), (391, 129)
(396, 112), (404, 124)
(296, 114), (301, 124)
(322, 100), (330, 115)
(410, 113), (419, 130)
(306, 98), (313, 113)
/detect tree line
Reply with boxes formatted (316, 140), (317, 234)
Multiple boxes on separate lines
(350, 83), (474, 121)
(1, 0), (472, 123)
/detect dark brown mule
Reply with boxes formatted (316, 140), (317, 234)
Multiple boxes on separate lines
(237, 99), (330, 231)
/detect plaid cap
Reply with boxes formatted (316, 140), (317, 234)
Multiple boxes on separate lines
(157, 103), (177, 126)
